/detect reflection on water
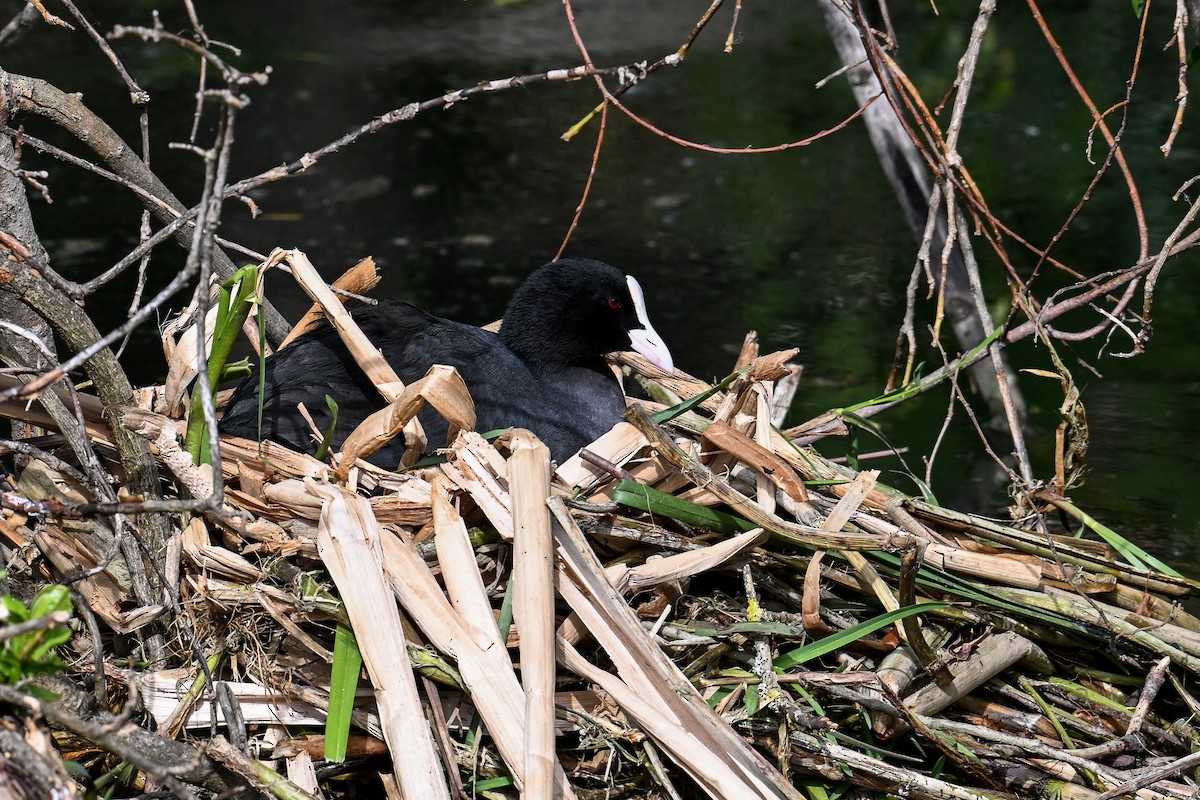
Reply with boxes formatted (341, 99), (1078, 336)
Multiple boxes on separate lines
(6, 0), (1198, 567)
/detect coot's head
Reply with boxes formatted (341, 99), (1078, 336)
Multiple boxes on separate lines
(500, 258), (674, 372)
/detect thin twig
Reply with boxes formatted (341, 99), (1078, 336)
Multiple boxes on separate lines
(1025, 0), (1149, 261)
(58, 0), (148, 103)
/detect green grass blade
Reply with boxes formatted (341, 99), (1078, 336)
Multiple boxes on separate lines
(1046, 497), (1180, 576)
(313, 395), (340, 462)
(838, 325), (1004, 415)
(611, 479), (759, 534)
(773, 603), (948, 671)
(186, 265), (260, 464)
(324, 622), (362, 763)
(861, 549), (1088, 633)
(651, 366), (748, 425)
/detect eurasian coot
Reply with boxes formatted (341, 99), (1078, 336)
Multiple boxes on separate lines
(219, 258), (673, 465)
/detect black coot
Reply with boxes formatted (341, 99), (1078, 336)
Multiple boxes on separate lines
(219, 258), (673, 465)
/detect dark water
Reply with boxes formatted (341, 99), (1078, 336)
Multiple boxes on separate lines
(6, 2), (1199, 568)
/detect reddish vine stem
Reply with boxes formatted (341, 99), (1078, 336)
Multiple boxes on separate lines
(554, 100), (607, 260)
(1024, 0), (1149, 262)
(1018, 0), (1149, 339)
(562, 0), (877, 155)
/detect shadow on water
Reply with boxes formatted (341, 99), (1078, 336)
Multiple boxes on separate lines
(6, 1), (1199, 570)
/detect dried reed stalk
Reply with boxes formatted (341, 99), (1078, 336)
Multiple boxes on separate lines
(336, 364), (475, 477)
(507, 430), (558, 799)
(379, 478), (576, 797)
(312, 483), (450, 799)
(281, 256), (380, 348)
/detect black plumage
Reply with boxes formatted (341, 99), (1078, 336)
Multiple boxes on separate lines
(219, 258), (673, 465)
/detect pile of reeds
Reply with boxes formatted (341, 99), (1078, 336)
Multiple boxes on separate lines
(3, 259), (1200, 800)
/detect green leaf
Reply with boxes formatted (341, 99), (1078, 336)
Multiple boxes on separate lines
(30, 585), (72, 618)
(497, 577), (516, 641)
(839, 545), (1086, 633)
(314, 395), (340, 462)
(24, 625), (70, 662)
(1022, 680), (1074, 748)
(218, 357), (253, 383)
(773, 603), (948, 671)
(838, 325), (1004, 416)
(39, 625), (74, 650)
(651, 366), (748, 425)
(744, 685), (760, 715)
(2, 595), (30, 622)
(2, 585), (74, 684)
(706, 686), (734, 708)
(1047, 497), (1179, 576)
(611, 479), (759, 534)
(907, 475), (938, 506)
(186, 264), (260, 464)
(795, 778), (834, 800)
(1046, 677), (1133, 713)
(471, 776), (515, 792)
(324, 622), (362, 763)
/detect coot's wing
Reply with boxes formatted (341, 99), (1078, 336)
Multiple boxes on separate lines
(371, 311), (627, 462)
(220, 301), (523, 460)
(219, 320), (385, 454)
(364, 304), (524, 455)
(220, 299), (629, 464)
(433, 356), (625, 462)
(340, 307), (628, 462)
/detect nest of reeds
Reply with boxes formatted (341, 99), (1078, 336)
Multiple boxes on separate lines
(3, 252), (1200, 800)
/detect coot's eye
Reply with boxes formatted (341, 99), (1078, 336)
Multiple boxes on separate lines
(608, 298), (621, 309)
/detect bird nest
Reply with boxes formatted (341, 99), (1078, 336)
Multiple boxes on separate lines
(2, 285), (1199, 800)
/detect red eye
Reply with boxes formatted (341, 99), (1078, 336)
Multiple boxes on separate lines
(608, 298), (621, 309)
